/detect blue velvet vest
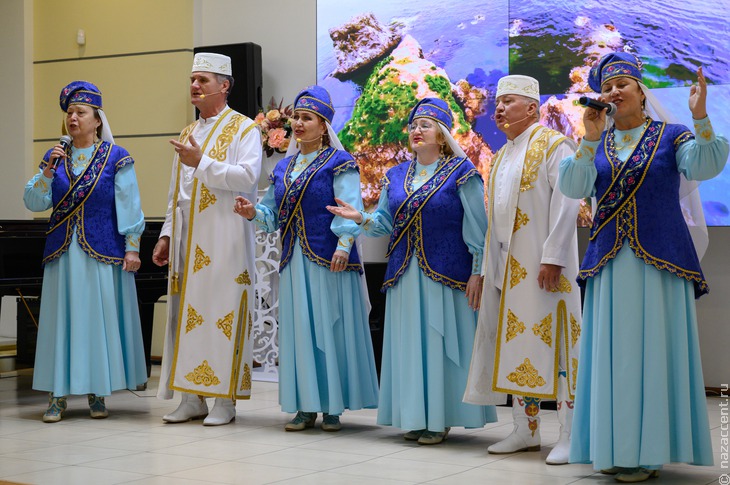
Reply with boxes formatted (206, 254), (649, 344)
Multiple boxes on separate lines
(41, 142), (132, 266)
(382, 156), (480, 292)
(271, 147), (362, 273)
(578, 121), (708, 296)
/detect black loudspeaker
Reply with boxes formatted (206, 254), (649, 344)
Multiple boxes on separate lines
(194, 43), (263, 119)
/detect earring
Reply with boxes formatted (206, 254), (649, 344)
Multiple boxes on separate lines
(439, 143), (445, 158)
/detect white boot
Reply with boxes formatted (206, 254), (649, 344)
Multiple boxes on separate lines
(488, 395), (541, 454)
(546, 373), (573, 465)
(162, 393), (208, 423)
(203, 398), (235, 426)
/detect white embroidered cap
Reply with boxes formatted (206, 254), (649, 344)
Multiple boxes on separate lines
(496, 74), (540, 102)
(192, 52), (232, 76)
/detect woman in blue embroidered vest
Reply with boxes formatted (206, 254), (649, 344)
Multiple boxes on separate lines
(233, 86), (378, 432)
(23, 81), (147, 423)
(328, 97), (497, 445)
(559, 53), (729, 482)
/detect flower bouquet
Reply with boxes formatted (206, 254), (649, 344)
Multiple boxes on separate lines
(255, 97), (293, 157)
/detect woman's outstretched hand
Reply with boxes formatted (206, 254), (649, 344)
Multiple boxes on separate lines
(233, 195), (256, 220)
(689, 66), (708, 120)
(326, 197), (363, 223)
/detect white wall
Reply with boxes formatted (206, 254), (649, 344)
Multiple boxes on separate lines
(0, 0), (32, 219)
(194, 0), (316, 110)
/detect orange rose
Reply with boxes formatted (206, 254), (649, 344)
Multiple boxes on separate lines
(267, 128), (287, 149)
(266, 109), (281, 122)
(279, 137), (291, 151)
(254, 112), (265, 124)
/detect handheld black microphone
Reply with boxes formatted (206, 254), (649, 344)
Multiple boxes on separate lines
(575, 96), (617, 116)
(51, 135), (73, 169)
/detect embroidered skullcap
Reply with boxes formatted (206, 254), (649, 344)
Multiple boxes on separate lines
(496, 75), (540, 102)
(59, 81), (102, 112)
(192, 52), (232, 76)
(293, 85), (335, 124)
(589, 52), (642, 93)
(408, 97), (453, 130)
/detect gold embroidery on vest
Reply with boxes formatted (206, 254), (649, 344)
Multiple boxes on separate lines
(572, 358), (579, 392)
(550, 274), (573, 293)
(513, 207), (530, 233)
(509, 255), (527, 288)
(216, 311), (234, 340)
(248, 311), (253, 338)
(506, 309), (526, 342)
(533, 313), (553, 347)
(235, 270), (252, 285)
(507, 358), (546, 388)
(208, 114), (245, 162)
(240, 363), (252, 391)
(571, 313), (581, 348)
(185, 360), (221, 386)
(199, 183), (217, 212)
(193, 244), (211, 273)
(186, 304), (204, 333)
(520, 130), (550, 192)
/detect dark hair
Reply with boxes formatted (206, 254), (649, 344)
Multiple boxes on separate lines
(93, 108), (103, 139)
(319, 118), (331, 147)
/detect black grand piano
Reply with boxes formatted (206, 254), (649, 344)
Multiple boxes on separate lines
(0, 218), (168, 376)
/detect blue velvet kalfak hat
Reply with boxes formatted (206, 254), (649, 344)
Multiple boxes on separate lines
(408, 97), (453, 130)
(293, 85), (335, 124)
(588, 52), (643, 93)
(60, 81), (102, 112)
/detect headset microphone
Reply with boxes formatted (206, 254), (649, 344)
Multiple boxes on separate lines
(503, 115), (533, 129)
(199, 90), (225, 99)
(295, 135), (323, 144)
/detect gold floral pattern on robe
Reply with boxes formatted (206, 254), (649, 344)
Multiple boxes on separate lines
(513, 207), (530, 233)
(532, 313), (553, 347)
(185, 360), (221, 386)
(216, 311), (234, 340)
(240, 363), (252, 391)
(235, 270), (252, 285)
(520, 130), (550, 192)
(199, 183), (217, 212)
(570, 314), (581, 348)
(186, 304), (204, 333)
(193, 245), (211, 273)
(506, 309), (526, 342)
(509, 256), (527, 288)
(507, 358), (546, 388)
(550, 274), (573, 293)
(208, 114), (245, 162)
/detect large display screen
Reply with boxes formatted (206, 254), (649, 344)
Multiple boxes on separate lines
(316, 0), (730, 225)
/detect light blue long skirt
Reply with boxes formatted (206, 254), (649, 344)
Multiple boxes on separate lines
(377, 258), (497, 432)
(277, 244), (379, 414)
(32, 234), (147, 397)
(570, 245), (713, 469)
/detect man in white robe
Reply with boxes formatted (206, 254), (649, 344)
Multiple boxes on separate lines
(464, 75), (582, 464)
(152, 52), (262, 426)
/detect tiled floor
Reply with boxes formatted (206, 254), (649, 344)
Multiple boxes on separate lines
(0, 367), (726, 484)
